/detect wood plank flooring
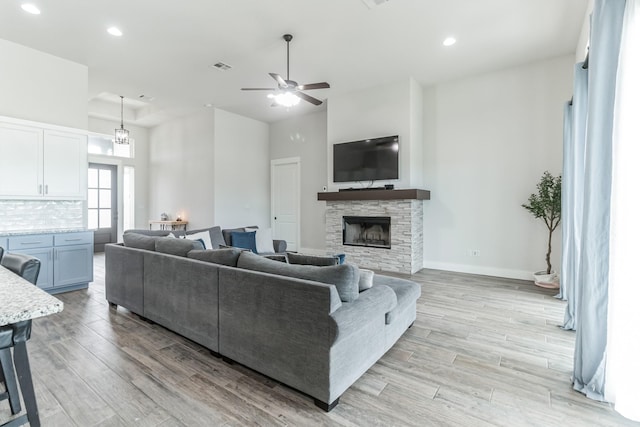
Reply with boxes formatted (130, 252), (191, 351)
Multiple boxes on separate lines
(2, 255), (638, 426)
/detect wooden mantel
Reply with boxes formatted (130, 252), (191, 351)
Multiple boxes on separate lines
(317, 188), (430, 201)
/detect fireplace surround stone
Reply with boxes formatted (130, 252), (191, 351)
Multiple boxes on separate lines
(325, 199), (424, 274)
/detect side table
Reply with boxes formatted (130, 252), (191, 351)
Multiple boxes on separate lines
(148, 220), (188, 231)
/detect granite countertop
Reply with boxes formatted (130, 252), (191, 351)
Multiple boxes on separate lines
(0, 266), (64, 326)
(0, 228), (89, 237)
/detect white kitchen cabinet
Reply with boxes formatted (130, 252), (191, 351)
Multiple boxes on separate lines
(43, 130), (87, 199)
(0, 122), (87, 200)
(0, 123), (43, 197)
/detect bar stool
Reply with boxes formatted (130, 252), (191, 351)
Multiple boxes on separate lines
(1, 253), (41, 427)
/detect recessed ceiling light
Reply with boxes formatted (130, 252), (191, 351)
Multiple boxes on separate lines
(204, 103), (213, 108)
(443, 37), (457, 47)
(107, 27), (123, 37)
(21, 3), (41, 14)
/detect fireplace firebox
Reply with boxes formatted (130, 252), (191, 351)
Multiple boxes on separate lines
(343, 216), (391, 249)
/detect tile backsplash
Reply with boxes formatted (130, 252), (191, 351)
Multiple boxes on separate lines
(0, 200), (84, 232)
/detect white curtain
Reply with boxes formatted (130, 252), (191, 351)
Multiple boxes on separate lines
(560, 63), (588, 330)
(605, 0), (640, 421)
(572, 0), (625, 401)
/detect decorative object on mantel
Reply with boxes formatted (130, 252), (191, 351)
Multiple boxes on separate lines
(115, 95), (130, 145)
(522, 171), (562, 289)
(160, 212), (169, 221)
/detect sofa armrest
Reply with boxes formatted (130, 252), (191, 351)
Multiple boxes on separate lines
(273, 239), (287, 253)
(330, 284), (397, 345)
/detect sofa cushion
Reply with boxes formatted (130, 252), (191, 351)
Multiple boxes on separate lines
(230, 231), (257, 253)
(124, 229), (171, 237)
(287, 252), (339, 266)
(122, 232), (157, 251)
(155, 236), (202, 256)
(183, 226), (225, 249)
(187, 248), (244, 267)
(358, 269), (375, 292)
(237, 251), (360, 303)
(372, 275), (421, 324)
(245, 227), (275, 254)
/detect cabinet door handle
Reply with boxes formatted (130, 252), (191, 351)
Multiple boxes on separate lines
(45, 184), (48, 194)
(20, 241), (43, 245)
(64, 238), (82, 242)
(39, 184), (43, 194)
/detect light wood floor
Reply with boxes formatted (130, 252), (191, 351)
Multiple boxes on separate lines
(2, 254), (638, 426)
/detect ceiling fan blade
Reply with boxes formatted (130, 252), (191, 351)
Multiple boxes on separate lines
(297, 91), (323, 106)
(269, 73), (287, 88)
(297, 82), (330, 90)
(241, 88), (276, 91)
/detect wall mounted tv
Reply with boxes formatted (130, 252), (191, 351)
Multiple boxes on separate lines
(333, 135), (399, 183)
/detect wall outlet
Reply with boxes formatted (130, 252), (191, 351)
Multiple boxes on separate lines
(470, 249), (480, 257)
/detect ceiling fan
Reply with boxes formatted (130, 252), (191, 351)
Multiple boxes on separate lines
(241, 34), (330, 107)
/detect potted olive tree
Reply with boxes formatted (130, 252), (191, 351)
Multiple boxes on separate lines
(522, 171), (561, 288)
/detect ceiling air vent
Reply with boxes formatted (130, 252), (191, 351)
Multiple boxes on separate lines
(211, 62), (232, 71)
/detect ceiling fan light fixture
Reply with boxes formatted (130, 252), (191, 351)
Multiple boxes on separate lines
(274, 92), (301, 107)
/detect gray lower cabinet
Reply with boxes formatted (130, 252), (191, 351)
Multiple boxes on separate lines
(5, 231), (93, 294)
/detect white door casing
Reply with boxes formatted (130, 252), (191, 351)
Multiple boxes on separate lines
(271, 157), (300, 252)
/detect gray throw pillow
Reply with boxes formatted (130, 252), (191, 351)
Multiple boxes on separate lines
(122, 232), (157, 251)
(237, 251), (360, 303)
(286, 252), (339, 266)
(155, 237), (200, 256)
(187, 247), (244, 267)
(358, 268), (375, 291)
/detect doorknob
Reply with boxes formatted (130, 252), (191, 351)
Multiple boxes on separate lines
(274, 217), (277, 220)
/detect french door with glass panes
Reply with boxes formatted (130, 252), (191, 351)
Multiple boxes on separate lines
(88, 163), (117, 252)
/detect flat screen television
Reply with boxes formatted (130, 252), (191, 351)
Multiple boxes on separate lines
(333, 135), (399, 183)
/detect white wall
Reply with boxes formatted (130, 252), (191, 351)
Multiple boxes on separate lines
(148, 110), (217, 229)
(270, 110), (328, 251)
(87, 117), (150, 231)
(213, 109), (270, 229)
(327, 79), (413, 191)
(422, 55), (574, 279)
(0, 39), (88, 129)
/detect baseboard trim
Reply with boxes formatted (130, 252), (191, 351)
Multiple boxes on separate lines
(422, 261), (534, 281)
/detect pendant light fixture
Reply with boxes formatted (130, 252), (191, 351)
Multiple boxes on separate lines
(114, 95), (130, 145)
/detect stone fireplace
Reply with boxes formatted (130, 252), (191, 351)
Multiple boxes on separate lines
(343, 216), (391, 249)
(319, 189), (429, 274)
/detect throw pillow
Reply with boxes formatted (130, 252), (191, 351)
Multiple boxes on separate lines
(286, 252), (339, 266)
(187, 247), (245, 267)
(155, 237), (201, 257)
(358, 268), (375, 291)
(237, 251), (360, 303)
(183, 230), (213, 249)
(184, 226), (225, 249)
(245, 227), (275, 254)
(122, 233), (157, 251)
(230, 231), (257, 253)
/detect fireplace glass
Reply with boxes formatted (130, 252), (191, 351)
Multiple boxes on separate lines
(342, 216), (391, 249)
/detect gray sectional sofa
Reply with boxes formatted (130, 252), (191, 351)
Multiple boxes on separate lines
(105, 228), (421, 411)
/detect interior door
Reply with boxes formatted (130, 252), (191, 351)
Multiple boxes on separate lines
(271, 158), (300, 252)
(88, 163), (117, 252)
